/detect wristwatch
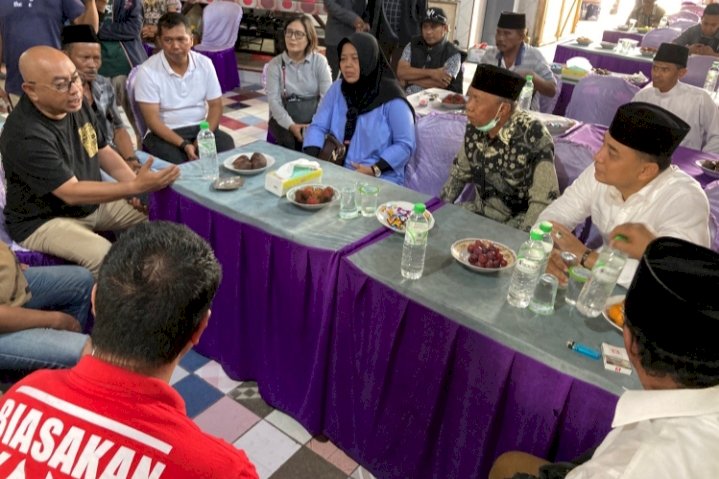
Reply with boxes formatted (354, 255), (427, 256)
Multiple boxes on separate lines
(179, 140), (190, 150)
(371, 165), (381, 177)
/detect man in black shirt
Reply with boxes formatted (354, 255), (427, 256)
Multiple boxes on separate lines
(0, 46), (179, 276)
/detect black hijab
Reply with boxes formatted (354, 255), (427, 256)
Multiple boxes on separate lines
(338, 32), (412, 143)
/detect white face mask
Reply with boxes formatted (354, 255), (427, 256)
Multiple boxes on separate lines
(475, 105), (503, 132)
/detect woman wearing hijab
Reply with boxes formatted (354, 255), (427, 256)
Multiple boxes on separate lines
(303, 32), (416, 185)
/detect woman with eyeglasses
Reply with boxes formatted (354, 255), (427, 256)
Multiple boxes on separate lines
(266, 14), (332, 151)
(303, 32), (415, 185)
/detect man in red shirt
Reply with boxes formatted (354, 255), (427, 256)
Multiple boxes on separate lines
(0, 221), (259, 478)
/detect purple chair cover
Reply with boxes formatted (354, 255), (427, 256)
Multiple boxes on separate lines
(405, 113), (466, 196)
(125, 66), (148, 140)
(669, 20), (698, 32)
(565, 75), (640, 126)
(640, 27), (681, 48)
(194, 0), (243, 92)
(540, 72), (562, 114)
(681, 4), (705, 16)
(195, 1), (243, 51)
(553, 44), (652, 76)
(705, 180), (719, 251)
(142, 42), (155, 58)
(195, 48), (241, 92)
(681, 54), (717, 88)
(668, 10), (701, 23)
(601, 30), (643, 44)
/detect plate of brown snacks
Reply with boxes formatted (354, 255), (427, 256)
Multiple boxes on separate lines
(696, 159), (719, 179)
(223, 152), (276, 175)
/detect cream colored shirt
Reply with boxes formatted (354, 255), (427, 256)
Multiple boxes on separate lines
(568, 386), (719, 478)
(633, 81), (719, 154)
(538, 164), (710, 287)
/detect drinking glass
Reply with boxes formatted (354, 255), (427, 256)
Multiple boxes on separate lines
(358, 183), (380, 217)
(339, 185), (359, 219)
(529, 274), (559, 315)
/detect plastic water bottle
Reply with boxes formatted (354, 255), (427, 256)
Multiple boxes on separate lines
(401, 203), (429, 280)
(197, 121), (218, 180)
(506, 229), (547, 308)
(538, 221), (554, 273)
(576, 246), (627, 317)
(703, 62), (719, 97)
(517, 75), (534, 110)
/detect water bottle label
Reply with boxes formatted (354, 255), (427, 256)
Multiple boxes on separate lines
(516, 258), (540, 274)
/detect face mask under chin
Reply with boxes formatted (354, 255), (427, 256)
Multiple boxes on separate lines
(475, 105), (503, 132)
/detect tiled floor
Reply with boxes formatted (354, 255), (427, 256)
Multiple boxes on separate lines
(173, 349), (377, 479)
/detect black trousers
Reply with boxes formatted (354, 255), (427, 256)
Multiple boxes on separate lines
(143, 124), (235, 164)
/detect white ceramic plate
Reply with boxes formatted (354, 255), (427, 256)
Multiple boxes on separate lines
(450, 238), (517, 274)
(286, 183), (338, 210)
(376, 201), (435, 234)
(695, 160), (719, 179)
(602, 295), (626, 332)
(223, 153), (276, 175)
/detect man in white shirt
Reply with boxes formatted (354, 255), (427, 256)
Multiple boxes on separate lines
(479, 12), (556, 111)
(135, 12), (234, 164)
(536, 102), (710, 288)
(489, 237), (719, 479)
(632, 42), (719, 154)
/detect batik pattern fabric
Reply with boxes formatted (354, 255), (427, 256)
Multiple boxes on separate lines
(440, 109), (559, 231)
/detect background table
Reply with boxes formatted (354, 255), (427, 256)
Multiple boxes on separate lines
(150, 141), (640, 478)
(553, 43), (653, 77)
(601, 30), (644, 44)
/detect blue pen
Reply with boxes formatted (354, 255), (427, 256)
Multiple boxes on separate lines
(566, 340), (601, 360)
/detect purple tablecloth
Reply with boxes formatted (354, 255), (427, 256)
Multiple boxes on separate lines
(149, 187), (394, 431)
(553, 44), (652, 77)
(324, 258), (616, 478)
(150, 184), (624, 478)
(601, 30), (643, 44)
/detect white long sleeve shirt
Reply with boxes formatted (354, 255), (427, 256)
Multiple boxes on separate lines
(538, 164), (710, 287)
(567, 386), (719, 478)
(632, 82), (719, 154)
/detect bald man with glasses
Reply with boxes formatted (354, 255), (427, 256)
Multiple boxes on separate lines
(0, 46), (180, 277)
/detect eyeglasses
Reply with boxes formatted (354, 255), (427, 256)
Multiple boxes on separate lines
(27, 71), (83, 93)
(284, 29), (307, 40)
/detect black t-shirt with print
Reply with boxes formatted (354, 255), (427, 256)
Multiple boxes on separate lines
(0, 95), (106, 242)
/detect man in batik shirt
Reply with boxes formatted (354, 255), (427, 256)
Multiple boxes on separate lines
(440, 64), (559, 231)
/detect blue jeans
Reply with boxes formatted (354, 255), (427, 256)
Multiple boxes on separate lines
(0, 266), (93, 371)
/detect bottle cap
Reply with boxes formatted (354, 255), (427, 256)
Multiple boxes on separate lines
(199, 121), (210, 130)
(413, 203), (426, 214)
(538, 221), (553, 233)
(525, 75), (532, 81)
(529, 229), (543, 241)
(568, 266), (591, 282)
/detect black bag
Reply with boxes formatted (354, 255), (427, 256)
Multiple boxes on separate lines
(319, 134), (347, 166)
(268, 59), (320, 150)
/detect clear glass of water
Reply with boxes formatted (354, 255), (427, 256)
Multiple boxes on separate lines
(358, 183), (380, 217)
(565, 266), (591, 306)
(339, 185), (359, 219)
(529, 273), (559, 315)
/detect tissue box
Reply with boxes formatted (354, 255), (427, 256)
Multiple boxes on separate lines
(264, 166), (323, 197)
(561, 67), (589, 80)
